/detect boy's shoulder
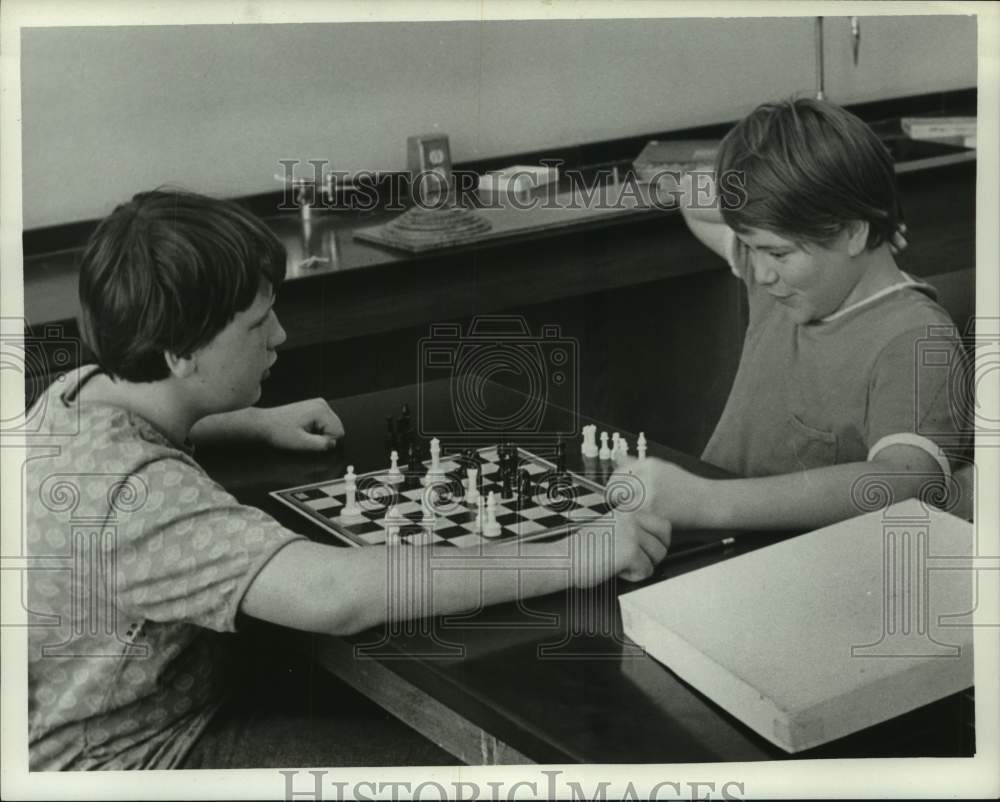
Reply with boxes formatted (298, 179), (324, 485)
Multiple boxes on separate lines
(823, 277), (959, 350)
(27, 367), (204, 513)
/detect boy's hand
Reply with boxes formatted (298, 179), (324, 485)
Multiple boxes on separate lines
(258, 399), (345, 451)
(612, 456), (714, 533)
(889, 222), (908, 255)
(570, 511), (671, 587)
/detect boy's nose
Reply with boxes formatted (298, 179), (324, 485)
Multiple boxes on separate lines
(752, 256), (778, 286)
(271, 316), (288, 348)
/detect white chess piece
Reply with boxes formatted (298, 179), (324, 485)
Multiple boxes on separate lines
(340, 465), (364, 521)
(482, 491), (501, 538)
(386, 450), (403, 483)
(615, 437), (629, 463)
(581, 424), (599, 459)
(637, 432), (647, 460)
(598, 431), (611, 461)
(466, 468), (480, 504)
(423, 437), (444, 484)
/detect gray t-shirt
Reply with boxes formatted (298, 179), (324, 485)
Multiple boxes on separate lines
(702, 232), (967, 478)
(26, 368), (304, 769)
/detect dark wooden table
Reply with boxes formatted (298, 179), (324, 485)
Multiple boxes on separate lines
(197, 379), (973, 764)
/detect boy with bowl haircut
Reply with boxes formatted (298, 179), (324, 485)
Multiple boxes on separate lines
(26, 190), (667, 770)
(619, 98), (968, 537)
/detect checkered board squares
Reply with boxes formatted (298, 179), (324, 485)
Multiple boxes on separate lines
(270, 446), (613, 549)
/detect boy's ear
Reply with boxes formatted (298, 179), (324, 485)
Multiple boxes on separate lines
(845, 220), (869, 257)
(164, 351), (196, 379)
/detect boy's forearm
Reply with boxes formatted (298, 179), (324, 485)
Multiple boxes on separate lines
(189, 407), (266, 446)
(317, 537), (585, 636)
(699, 462), (934, 531)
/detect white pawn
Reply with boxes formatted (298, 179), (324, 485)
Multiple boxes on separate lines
(615, 437), (629, 463)
(341, 465), (364, 521)
(637, 432), (647, 460)
(386, 450), (403, 483)
(482, 491), (501, 538)
(611, 432), (621, 454)
(598, 431), (611, 461)
(465, 467), (480, 505)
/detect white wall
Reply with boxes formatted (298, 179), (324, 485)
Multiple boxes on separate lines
(20, 15), (977, 229)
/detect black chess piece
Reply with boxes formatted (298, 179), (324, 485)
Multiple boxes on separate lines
(501, 466), (513, 500)
(518, 469), (533, 503)
(407, 441), (421, 473)
(555, 438), (566, 475)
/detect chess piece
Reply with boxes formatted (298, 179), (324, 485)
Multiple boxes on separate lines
(341, 465), (364, 521)
(424, 437), (444, 484)
(386, 449), (404, 483)
(466, 468), (480, 504)
(598, 431), (611, 461)
(637, 431), (647, 460)
(555, 438), (566, 475)
(581, 424), (599, 459)
(407, 441), (422, 473)
(483, 491), (501, 538)
(518, 469), (533, 504)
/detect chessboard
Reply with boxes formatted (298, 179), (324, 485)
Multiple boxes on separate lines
(270, 445), (614, 549)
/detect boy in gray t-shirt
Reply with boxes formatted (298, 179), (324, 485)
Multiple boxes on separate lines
(619, 98), (969, 537)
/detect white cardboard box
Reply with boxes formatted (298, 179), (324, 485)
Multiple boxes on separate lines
(619, 499), (975, 752)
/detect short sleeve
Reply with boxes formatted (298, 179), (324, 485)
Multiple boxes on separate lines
(111, 458), (305, 633)
(865, 327), (970, 476)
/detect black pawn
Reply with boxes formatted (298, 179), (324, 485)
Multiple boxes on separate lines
(518, 469), (533, 503)
(408, 441), (421, 473)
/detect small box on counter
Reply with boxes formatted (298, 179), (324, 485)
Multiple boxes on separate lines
(477, 164), (560, 196)
(633, 139), (720, 182)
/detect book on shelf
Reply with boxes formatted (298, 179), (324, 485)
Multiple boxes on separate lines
(901, 116), (976, 141)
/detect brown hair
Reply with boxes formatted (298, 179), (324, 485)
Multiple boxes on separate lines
(716, 98), (901, 249)
(79, 189), (286, 382)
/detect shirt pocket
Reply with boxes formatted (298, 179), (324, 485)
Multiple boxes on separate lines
(786, 413), (839, 469)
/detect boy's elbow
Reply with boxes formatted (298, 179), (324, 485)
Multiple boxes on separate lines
(867, 443), (948, 500)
